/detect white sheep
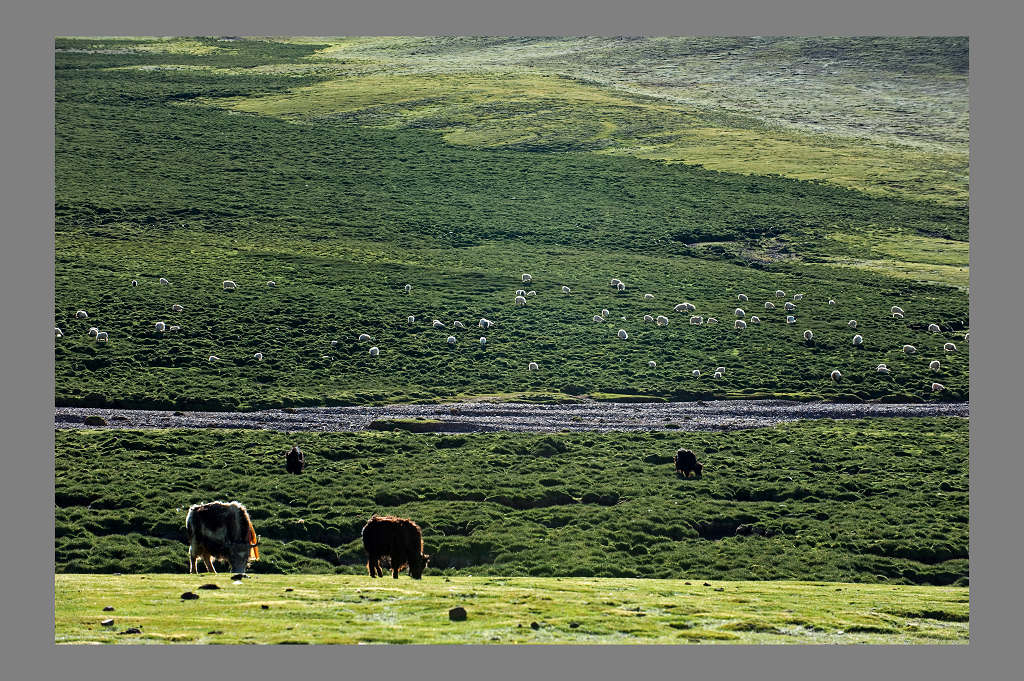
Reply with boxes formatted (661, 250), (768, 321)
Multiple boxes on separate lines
(171, 304), (183, 312)
(891, 306), (904, 315)
(765, 302), (776, 310)
(601, 309), (610, 317)
(528, 362), (539, 371)
(562, 286), (571, 294)
(408, 316), (416, 324)
(714, 371), (722, 379)
(784, 302), (796, 311)
(55, 327), (63, 338)
(706, 317), (718, 325)
(644, 293), (655, 300)
(944, 342), (957, 353)
(405, 284), (412, 293)
(331, 340), (338, 347)
(159, 278), (170, 286)
(130, 280), (138, 287)
(453, 321), (466, 329)
(786, 315), (796, 324)
(95, 331), (108, 342)
(267, 281), (277, 288)
(644, 314), (654, 323)
(433, 320), (445, 328)
(776, 290), (785, 298)
(88, 327), (99, 337)
(621, 316), (628, 321)
(929, 360), (941, 372)
(735, 320), (747, 329)
(928, 323), (940, 333)
(750, 315), (761, 324)
(830, 369), (841, 381)
(794, 294), (804, 301)
(369, 346), (380, 356)
(358, 333), (371, 342)
(648, 361), (657, 368)
(735, 308), (745, 318)
(738, 294), (748, 302)
(656, 315), (669, 326)
(716, 367), (726, 374)
(853, 334), (863, 346)
(169, 325), (180, 332)
(223, 280), (237, 291)
(848, 320), (858, 328)
(516, 289), (527, 296)
(522, 274), (532, 283)
(617, 282), (626, 291)
(209, 355), (220, 362)
(254, 352), (263, 361)
(903, 344), (917, 354)
(931, 382), (945, 392)
(155, 322), (166, 332)
(479, 318), (493, 329)
(692, 370), (701, 378)
(876, 364), (890, 373)
(610, 278), (621, 287)
(803, 329), (813, 341)
(527, 291), (537, 297)
(964, 332), (970, 341)
(76, 310), (88, 319)
(617, 329), (628, 340)
(479, 337), (487, 347)
(515, 295), (527, 306)
(828, 299), (836, 305)
(892, 313), (904, 319)
(593, 315), (605, 322)
(447, 336), (457, 345)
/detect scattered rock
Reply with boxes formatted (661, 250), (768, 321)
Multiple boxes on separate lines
(569, 622), (580, 629)
(231, 574), (247, 581)
(101, 618), (114, 626)
(530, 621), (540, 630)
(703, 583), (711, 587)
(83, 415), (107, 426)
(684, 582), (691, 585)
(207, 630), (223, 635)
(285, 588), (294, 592)
(102, 606), (114, 612)
(448, 606), (468, 621)
(180, 592), (199, 600)
(173, 411), (185, 416)
(119, 628), (142, 635)
(714, 587), (725, 592)
(198, 583), (220, 590)
(261, 604), (269, 610)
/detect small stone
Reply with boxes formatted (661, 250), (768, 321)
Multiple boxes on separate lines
(285, 588), (294, 592)
(684, 582), (691, 585)
(530, 621), (540, 630)
(102, 606), (114, 612)
(180, 592), (199, 600)
(449, 606), (468, 621)
(119, 627), (142, 635)
(231, 574), (247, 581)
(198, 583), (220, 590)
(101, 618), (114, 626)
(569, 622), (580, 629)
(714, 587), (725, 592)
(703, 582), (711, 587)
(207, 630), (223, 635)
(261, 604), (270, 610)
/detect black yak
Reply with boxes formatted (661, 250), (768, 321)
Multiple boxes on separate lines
(361, 515), (430, 579)
(285, 445), (304, 474)
(674, 448), (703, 479)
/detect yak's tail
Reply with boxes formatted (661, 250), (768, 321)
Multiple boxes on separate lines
(247, 515), (259, 561)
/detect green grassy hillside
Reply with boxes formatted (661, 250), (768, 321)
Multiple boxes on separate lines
(55, 574), (969, 644)
(55, 37), (969, 410)
(55, 418), (968, 585)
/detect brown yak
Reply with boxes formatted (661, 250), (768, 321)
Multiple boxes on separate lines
(185, 501), (260, 574)
(361, 515), (430, 579)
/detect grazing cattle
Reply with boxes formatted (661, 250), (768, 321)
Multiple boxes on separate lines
(674, 448), (703, 479)
(285, 445), (304, 474)
(362, 515), (430, 579)
(185, 501), (260, 574)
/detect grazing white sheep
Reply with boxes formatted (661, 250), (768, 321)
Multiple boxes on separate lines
(706, 317), (718, 325)
(750, 315), (761, 324)
(155, 322), (166, 332)
(692, 370), (701, 378)
(931, 382), (945, 392)
(267, 281), (277, 288)
(88, 327), (99, 337)
(433, 320), (445, 328)
(903, 344), (917, 354)
(254, 352), (263, 361)
(55, 327), (63, 338)
(602, 309), (610, 317)
(617, 329), (628, 340)
(944, 342), (957, 353)
(891, 306), (904, 315)
(853, 334), (863, 346)
(828, 299), (836, 305)
(447, 336), (457, 345)
(479, 337), (486, 347)
(876, 364), (890, 373)
(776, 290), (785, 298)
(738, 294), (748, 302)
(516, 289), (527, 296)
(208, 355), (220, 362)
(405, 284), (412, 293)
(648, 361), (657, 368)
(784, 302), (796, 311)
(479, 318), (493, 329)
(76, 310), (89, 319)
(562, 286), (571, 294)
(765, 302), (776, 310)
(515, 295), (527, 306)
(689, 315), (703, 325)
(223, 280), (237, 291)
(369, 346), (380, 356)
(408, 316), (416, 323)
(656, 315), (669, 326)
(528, 362), (539, 371)
(169, 325), (180, 332)
(171, 304), (183, 312)
(527, 291), (537, 297)
(159, 278), (170, 286)
(358, 333), (371, 342)
(793, 294), (804, 301)
(610, 278), (621, 287)
(830, 369), (841, 381)
(593, 315), (605, 322)
(803, 329), (813, 341)
(848, 320), (858, 328)
(715, 367), (726, 374)
(928, 323), (940, 333)
(621, 316), (628, 321)
(735, 320), (747, 329)
(522, 274), (532, 283)
(644, 293), (655, 300)
(644, 314), (654, 323)
(714, 371), (722, 379)
(331, 340), (339, 347)
(453, 321), (465, 329)
(617, 282), (626, 291)
(892, 313), (904, 319)
(95, 331), (108, 342)
(929, 360), (941, 372)
(735, 308), (745, 318)
(786, 315), (796, 324)
(964, 332), (970, 341)
(130, 280), (139, 287)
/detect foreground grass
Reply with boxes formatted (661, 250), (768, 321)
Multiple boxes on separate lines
(55, 419), (968, 584)
(55, 574), (969, 644)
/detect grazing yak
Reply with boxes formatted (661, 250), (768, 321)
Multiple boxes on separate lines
(185, 501), (260, 574)
(674, 448), (703, 479)
(285, 445), (304, 474)
(361, 515), (430, 579)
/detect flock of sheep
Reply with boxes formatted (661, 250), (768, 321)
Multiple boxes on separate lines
(56, 271), (965, 395)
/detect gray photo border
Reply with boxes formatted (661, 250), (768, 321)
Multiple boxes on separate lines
(5, 0), (1020, 679)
